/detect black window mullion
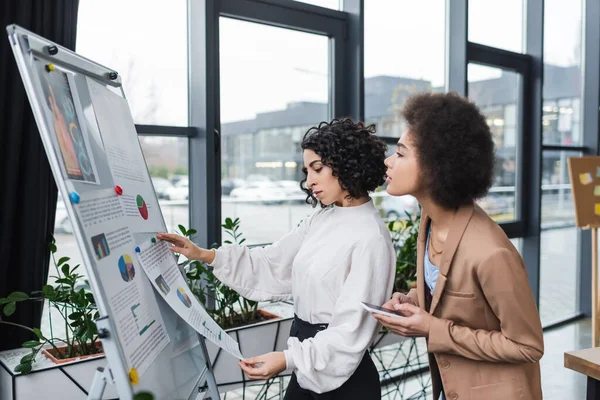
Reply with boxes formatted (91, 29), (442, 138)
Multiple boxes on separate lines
(542, 145), (589, 153)
(219, 0), (346, 36)
(135, 124), (199, 137)
(467, 42), (530, 74)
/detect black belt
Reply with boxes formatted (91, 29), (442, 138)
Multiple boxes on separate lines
(290, 314), (328, 342)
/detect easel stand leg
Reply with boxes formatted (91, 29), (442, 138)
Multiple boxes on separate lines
(190, 336), (220, 400)
(201, 336), (220, 399)
(593, 228), (598, 348)
(87, 366), (113, 400)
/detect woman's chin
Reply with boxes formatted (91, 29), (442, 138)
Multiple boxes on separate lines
(386, 186), (405, 197)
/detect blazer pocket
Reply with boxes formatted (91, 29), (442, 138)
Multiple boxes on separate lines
(470, 380), (522, 400)
(444, 290), (475, 299)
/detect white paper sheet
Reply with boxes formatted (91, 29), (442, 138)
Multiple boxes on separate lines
(135, 238), (245, 360)
(86, 78), (164, 233)
(71, 182), (170, 377)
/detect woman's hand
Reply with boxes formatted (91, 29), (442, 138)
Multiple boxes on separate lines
(382, 292), (416, 310)
(373, 303), (432, 338)
(156, 233), (215, 263)
(238, 352), (287, 380)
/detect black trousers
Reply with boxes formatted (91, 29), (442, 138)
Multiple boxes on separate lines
(283, 315), (381, 400)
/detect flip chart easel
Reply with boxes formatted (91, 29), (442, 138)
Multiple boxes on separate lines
(7, 24), (220, 400)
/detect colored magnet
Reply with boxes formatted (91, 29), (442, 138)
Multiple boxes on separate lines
(129, 368), (139, 385)
(151, 237), (156, 243)
(115, 185), (123, 195)
(45, 63), (55, 72)
(135, 246), (141, 253)
(69, 192), (80, 204)
(580, 172), (593, 185)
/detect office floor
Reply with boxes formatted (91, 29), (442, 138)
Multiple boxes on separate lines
(221, 318), (592, 399)
(540, 318), (590, 400)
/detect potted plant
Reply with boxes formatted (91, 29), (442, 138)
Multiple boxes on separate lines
(390, 211), (420, 293)
(0, 237), (113, 400)
(369, 210), (429, 396)
(177, 218), (293, 389)
(0, 236), (103, 374)
(371, 210), (420, 350)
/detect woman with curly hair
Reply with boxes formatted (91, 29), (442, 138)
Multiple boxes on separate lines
(373, 92), (544, 400)
(157, 118), (396, 399)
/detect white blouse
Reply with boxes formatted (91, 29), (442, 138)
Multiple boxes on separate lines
(209, 199), (396, 393)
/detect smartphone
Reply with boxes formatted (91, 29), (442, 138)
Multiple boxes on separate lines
(361, 301), (408, 318)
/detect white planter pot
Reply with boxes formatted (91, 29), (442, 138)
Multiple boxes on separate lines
(205, 302), (294, 392)
(0, 348), (115, 400)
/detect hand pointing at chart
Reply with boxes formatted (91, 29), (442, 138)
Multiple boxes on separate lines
(156, 233), (216, 264)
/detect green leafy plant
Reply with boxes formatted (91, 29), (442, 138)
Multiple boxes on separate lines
(0, 236), (101, 374)
(178, 218), (268, 330)
(388, 211), (421, 293)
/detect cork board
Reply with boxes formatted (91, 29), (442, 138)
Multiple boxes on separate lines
(568, 156), (600, 228)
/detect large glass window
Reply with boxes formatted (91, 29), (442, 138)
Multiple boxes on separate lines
(539, 151), (579, 325)
(468, 0), (524, 53)
(219, 18), (328, 244)
(76, 0), (188, 126)
(364, 0), (446, 139)
(542, 0), (583, 146)
(538, 0), (584, 325)
(364, 0), (445, 221)
(467, 64), (519, 222)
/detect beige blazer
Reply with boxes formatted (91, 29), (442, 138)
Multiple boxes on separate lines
(407, 203), (544, 400)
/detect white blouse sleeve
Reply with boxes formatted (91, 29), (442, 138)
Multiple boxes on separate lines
(283, 234), (396, 393)
(209, 214), (313, 302)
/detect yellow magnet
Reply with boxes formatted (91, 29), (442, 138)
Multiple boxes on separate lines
(129, 368), (139, 385)
(45, 63), (55, 72)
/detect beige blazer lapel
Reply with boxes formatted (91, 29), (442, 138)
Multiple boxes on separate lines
(428, 204), (474, 315)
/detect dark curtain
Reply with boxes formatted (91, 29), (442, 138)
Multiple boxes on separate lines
(0, 0), (79, 351)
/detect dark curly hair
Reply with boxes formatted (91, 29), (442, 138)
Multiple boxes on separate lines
(300, 118), (387, 207)
(402, 92), (495, 209)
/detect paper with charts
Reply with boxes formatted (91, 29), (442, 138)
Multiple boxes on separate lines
(136, 238), (245, 360)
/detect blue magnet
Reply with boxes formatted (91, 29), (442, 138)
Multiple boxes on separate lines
(69, 192), (80, 204)
(135, 246), (141, 253)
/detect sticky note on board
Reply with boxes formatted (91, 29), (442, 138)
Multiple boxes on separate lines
(597, 167), (600, 178)
(580, 173), (593, 185)
(595, 204), (600, 216)
(595, 186), (600, 196)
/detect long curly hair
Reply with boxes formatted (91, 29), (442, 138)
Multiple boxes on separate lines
(300, 118), (387, 207)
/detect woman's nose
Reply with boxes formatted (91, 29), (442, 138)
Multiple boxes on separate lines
(384, 156), (392, 168)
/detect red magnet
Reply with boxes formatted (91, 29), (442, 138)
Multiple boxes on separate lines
(115, 185), (123, 195)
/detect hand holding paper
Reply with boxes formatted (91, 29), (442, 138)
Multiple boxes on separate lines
(238, 351), (287, 380)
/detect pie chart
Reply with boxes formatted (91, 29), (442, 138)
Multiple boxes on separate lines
(118, 254), (135, 282)
(136, 194), (149, 220)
